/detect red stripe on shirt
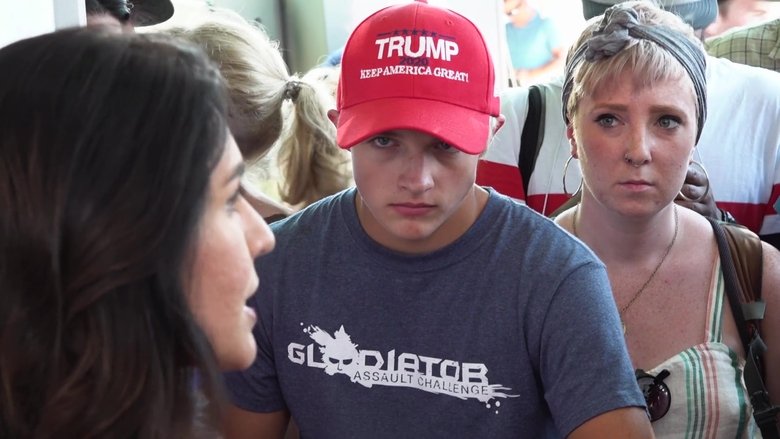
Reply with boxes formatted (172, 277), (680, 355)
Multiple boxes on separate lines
(476, 160), (525, 201)
(766, 183), (780, 216)
(716, 202), (767, 234)
(478, 162), (777, 232)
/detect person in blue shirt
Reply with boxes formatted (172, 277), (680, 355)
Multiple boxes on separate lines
(504, 0), (565, 84)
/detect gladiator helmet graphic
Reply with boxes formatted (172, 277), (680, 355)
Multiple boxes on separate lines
(308, 325), (361, 376)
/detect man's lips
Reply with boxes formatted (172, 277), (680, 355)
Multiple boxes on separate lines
(390, 202), (435, 216)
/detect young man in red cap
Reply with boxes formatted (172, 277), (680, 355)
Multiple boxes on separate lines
(223, 1), (653, 437)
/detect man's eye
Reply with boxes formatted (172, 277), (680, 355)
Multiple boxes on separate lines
(434, 142), (457, 152)
(371, 136), (393, 148)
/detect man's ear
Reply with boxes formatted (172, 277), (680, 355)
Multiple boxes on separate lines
(492, 114), (506, 136)
(566, 125), (578, 158)
(327, 109), (340, 127)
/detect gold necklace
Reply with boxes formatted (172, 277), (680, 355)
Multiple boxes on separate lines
(572, 205), (679, 334)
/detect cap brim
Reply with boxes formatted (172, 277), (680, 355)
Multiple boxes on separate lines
(131, 0), (174, 26)
(336, 98), (491, 155)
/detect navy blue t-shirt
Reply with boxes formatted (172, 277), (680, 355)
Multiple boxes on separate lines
(225, 188), (644, 438)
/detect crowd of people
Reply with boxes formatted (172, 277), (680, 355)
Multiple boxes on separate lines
(0, 0), (778, 438)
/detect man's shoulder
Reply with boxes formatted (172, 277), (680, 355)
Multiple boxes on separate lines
(708, 18), (779, 46)
(486, 192), (594, 256)
(706, 27), (750, 50)
(271, 190), (350, 236)
(499, 86), (531, 110)
(485, 191), (537, 226)
(706, 22), (780, 70)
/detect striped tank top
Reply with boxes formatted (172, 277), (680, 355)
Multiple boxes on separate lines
(647, 260), (760, 438)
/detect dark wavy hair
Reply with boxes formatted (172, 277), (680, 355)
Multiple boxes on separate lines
(0, 28), (229, 437)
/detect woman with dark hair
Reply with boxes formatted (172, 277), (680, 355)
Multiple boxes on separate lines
(0, 27), (274, 437)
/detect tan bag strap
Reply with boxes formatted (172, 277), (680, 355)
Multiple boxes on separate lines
(720, 222), (764, 319)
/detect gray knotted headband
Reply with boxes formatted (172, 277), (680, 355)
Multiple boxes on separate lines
(562, 4), (707, 142)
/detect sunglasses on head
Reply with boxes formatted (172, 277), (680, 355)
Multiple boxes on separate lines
(636, 368), (671, 422)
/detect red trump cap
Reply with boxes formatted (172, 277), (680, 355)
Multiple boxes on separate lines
(335, 0), (500, 155)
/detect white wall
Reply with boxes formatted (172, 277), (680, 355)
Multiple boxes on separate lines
(141, 1), (281, 41)
(210, 0), (281, 40)
(0, 0), (84, 48)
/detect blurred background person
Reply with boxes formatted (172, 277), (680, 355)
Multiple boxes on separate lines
(168, 9), (351, 221)
(130, 0), (174, 27)
(705, 0), (780, 37)
(85, 0), (174, 30)
(707, 16), (780, 71)
(581, 0), (718, 37)
(503, 0), (565, 85)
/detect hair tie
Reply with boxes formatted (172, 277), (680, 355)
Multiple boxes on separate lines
(284, 80), (301, 102)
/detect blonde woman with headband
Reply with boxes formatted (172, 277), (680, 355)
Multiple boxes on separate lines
(554, 1), (780, 437)
(169, 10), (352, 219)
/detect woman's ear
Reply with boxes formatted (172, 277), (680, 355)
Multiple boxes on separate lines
(566, 125), (578, 158)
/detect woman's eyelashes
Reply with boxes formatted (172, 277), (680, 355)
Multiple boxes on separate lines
(657, 115), (682, 130)
(595, 113), (619, 128)
(226, 187), (240, 213)
(592, 113), (683, 131)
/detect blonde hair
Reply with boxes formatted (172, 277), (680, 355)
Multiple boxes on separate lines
(565, 1), (701, 121)
(168, 9), (351, 207)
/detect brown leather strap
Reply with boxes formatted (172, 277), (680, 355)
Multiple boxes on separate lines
(721, 222), (763, 306)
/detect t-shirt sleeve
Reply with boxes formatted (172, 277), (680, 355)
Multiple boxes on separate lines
(538, 261), (645, 436)
(223, 263), (288, 413)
